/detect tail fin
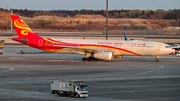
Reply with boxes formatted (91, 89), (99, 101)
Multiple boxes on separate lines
(11, 14), (39, 38)
(124, 25), (128, 41)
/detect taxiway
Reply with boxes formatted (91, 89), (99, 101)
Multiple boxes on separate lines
(0, 47), (180, 101)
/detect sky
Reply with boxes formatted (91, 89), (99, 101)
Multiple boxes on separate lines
(0, 0), (179, 10)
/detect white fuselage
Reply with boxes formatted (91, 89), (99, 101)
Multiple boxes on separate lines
(50, 38), (174, 56)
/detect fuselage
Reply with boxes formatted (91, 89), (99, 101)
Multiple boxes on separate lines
(13, 37), (174, 57)
(11, 14), (175, 61)
(52, 38), (174, 56)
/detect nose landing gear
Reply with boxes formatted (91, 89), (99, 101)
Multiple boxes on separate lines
(155, 56), (159, 62)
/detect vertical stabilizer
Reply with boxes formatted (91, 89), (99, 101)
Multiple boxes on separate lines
(124, 25), (128, 40)
(11, 14), (39, 38)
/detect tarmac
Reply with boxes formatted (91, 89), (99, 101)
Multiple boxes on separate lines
(0, 47), (180, 101)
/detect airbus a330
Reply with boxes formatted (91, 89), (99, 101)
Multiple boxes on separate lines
(11, 14), (175, 62)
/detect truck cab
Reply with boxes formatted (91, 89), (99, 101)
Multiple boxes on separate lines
(75, 85), (89, 97)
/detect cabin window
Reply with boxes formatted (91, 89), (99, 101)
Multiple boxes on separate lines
(166, 46), (170, 48)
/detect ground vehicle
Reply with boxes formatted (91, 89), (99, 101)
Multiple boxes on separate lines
(51, 80), (89, 98)
(176, 52), (180, 57)
(0, 40), (4, 54)
(0, 48), (3, 54)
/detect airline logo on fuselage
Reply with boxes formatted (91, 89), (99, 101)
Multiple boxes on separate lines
(131, 43), (146, 46)
(97, 42), (124, 45)
(97, 42), (146, 46)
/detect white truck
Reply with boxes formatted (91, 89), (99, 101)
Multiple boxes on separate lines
(0, 48), (3, 54)
(176, 52), (180, 57)
(51, 80), (90, 98)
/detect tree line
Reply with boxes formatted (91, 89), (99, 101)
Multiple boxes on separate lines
(0, 8), (180, 20)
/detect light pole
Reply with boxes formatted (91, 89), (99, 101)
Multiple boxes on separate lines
(106, 0), (108, 40)
(10, 9), (13, 33)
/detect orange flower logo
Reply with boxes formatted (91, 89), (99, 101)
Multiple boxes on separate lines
(14, 19), (33, 35)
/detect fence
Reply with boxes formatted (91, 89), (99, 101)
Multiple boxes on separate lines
(1, 29), (180, 36)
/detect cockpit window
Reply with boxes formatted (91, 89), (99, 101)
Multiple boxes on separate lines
(166, 46), (170, 48)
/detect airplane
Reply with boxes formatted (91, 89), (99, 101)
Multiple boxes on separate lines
(0, 40), (5, 54)
(171, 44), (180, 54)
(11, 14), (175, 62)
(123, 25), (138, 41)
(123, 26), (179, 56)
(124, 25), (128, 40)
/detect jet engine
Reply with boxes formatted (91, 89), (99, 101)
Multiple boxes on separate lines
(93, 52), (113, 60)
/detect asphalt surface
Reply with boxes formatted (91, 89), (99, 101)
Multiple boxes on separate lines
(0, 47), (180, 101)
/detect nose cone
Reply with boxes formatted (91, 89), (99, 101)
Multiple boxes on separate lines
(160, 47), (175, 55)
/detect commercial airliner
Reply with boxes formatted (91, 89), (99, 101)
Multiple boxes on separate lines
(171, 44), (180, 54)
(11, 14), (175, 62)
(124, 26), (128, 40)
(123, 25), (137, 41)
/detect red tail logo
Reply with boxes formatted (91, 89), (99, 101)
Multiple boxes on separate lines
(11, 14), (36, 38)
(11, 14), (64, 51)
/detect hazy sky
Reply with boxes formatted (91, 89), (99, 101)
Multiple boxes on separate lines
(0, 0), (179, 10)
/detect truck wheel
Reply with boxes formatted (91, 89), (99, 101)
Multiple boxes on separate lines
(57, 92), (62, 96)
(75, 94), (80, 98)
(57, 93), (62, 96)
(69, 92), (74, 97)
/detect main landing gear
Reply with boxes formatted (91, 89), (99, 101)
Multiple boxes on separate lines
(82, 57), (98, 61)
(155, 56), (159, 62)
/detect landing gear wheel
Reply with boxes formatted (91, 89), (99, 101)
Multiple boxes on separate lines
(155, 56), (159, 62)
(82, 57), (87, 61)
(94, 58), (98, 61)
(87, 57), (93, 61)
(155, 59), (159, 62)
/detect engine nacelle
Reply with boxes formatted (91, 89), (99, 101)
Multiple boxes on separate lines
(93, 52), (113, 60)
